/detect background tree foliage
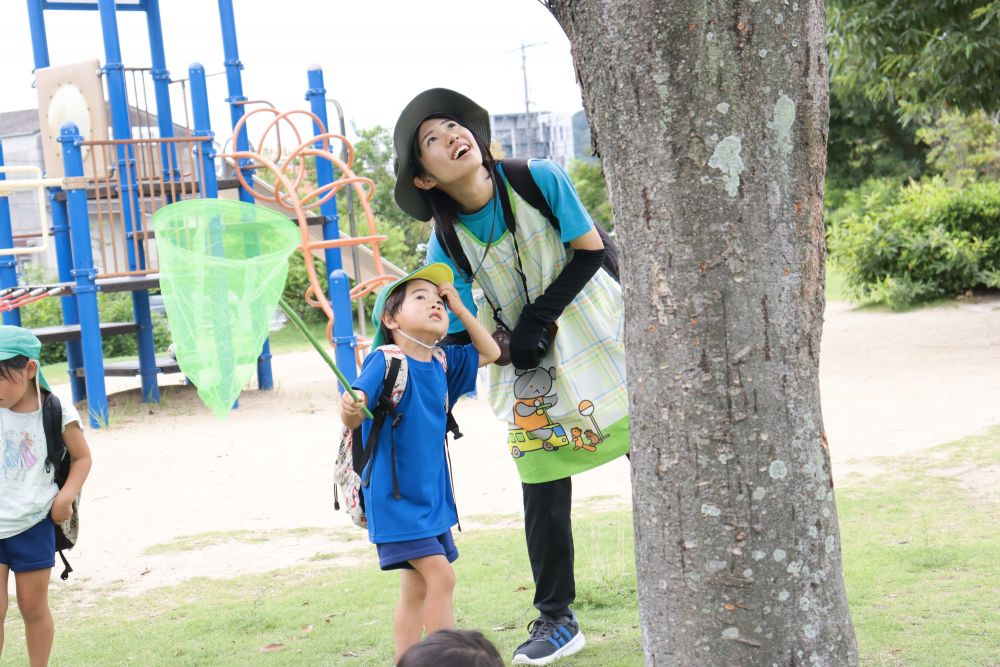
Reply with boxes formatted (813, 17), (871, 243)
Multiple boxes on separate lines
(825, 0), (1000, 308)
(828, 0), (1000, 124)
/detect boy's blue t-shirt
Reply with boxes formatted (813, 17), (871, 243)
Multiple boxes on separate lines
(425, 159), (596, 333)
(351, 344), (478, 544)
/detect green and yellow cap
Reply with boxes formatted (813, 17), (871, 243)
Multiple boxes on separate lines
(0, 325), (50, 392)
(370, 263), (454, 349)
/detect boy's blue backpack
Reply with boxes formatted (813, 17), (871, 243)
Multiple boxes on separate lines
(334, 345), (461, 529)
(41, 392), (79, 580)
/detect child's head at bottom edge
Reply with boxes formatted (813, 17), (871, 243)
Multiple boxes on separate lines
(397, 628), (503, 667)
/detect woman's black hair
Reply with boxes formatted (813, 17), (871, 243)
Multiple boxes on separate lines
(409, 114), (498, 271)
(397, 629), (503, 667)
(0, 355), (31, 385)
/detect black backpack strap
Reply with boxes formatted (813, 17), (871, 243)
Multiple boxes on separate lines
(434, 223), (475, 280)
(42, 393), (69, 488)
(500, 158), (558, 227)
(57, 550), (73, 581)
(501, 158), (621, 283)
(354, 356), (403, 488)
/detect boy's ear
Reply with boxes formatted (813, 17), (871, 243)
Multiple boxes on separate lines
(413, 174), (437, 191)
(382, 312), (400, 332)
(25, 360), (38, 380)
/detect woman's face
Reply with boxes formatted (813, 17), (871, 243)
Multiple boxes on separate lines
(413, 118), (483, 189)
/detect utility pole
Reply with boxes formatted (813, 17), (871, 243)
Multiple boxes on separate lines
(520, 42), (543, 157)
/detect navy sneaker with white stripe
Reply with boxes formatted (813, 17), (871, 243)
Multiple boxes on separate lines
(511, 611), (585, 665)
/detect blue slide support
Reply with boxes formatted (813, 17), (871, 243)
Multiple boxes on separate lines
(97, 0), (160, 403)
(59, 123), (108, 428)
(305, 66), (356, 385)
(0, 141), (21, 327)
(217, 0), (275, 391)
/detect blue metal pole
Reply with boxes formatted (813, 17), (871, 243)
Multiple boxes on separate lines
(26, 0), (50, 71)
(145, 0), (179, 181)
(190, 63), (238, 410)
(217, 0), (253, 204)
(0, 142), (21, 327)
(49, 193), (87, 400)
(305, 65), (344, 282)
(97, 0), (160, 403)
(329, 270), (357, 386)
(59, 123), (107, 428)
(189, 64), (218, 200)
(305, 68), (354, 384)
(217, 0), (275, 391)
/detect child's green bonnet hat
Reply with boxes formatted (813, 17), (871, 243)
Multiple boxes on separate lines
(0, 325), (50, 391)
(370, 263), (454, 349)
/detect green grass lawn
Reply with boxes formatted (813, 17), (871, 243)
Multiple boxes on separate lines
(2, 428), (994, 665)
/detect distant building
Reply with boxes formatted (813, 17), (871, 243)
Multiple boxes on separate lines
(572, 110), (598, 162)
(490, 111), (578, 167)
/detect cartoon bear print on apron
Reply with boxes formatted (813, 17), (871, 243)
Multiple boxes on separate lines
(455, 183), (629, 484)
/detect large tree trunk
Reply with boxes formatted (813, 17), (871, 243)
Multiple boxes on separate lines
(547, 1), (858, 664)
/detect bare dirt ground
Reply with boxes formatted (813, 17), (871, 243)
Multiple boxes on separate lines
(50, 296), (1000, 598)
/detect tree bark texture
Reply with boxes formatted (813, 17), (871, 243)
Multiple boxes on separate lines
(547, 1), (858, 664)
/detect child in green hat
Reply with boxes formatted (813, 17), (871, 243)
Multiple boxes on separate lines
(340, 263), (499, 663)
(0, 325), (92, 665)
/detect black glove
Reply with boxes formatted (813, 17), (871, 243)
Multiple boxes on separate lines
(510, 303), (548, 369)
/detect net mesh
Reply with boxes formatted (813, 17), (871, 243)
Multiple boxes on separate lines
(153, 199), (301, 417)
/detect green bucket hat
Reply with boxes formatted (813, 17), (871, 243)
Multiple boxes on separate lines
(0, 325), (50, 392)
(393, 88), (491, 222)
(370, 263), (455, 349)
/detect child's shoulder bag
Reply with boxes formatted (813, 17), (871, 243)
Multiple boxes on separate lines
(41, 392), (79, 580)
(334, 345), (455, 529)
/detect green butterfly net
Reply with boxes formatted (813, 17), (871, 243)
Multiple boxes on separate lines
(153, 199), (301, 417)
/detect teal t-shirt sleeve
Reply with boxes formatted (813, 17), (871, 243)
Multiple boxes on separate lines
(426, 232), (478, 334)
(443, 343), (478, 408)
(350, 350), (386, 435)
(526, 159), (596, 243)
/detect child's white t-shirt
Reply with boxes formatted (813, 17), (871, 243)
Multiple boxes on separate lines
(0, 397), (82, 539)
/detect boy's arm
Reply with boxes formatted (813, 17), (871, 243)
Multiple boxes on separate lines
(51, 422), (91, 524)
(439, 283), (499, 367)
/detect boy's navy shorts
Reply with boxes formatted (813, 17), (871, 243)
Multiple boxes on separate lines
(377, 530), (458, 571)
(0, 517), (56, 573)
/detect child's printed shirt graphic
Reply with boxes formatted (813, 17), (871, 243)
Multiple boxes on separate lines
(0, 400), (82, 539)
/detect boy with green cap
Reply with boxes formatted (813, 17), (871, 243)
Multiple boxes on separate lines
(340, 263), (499, 663)
(0, 325), (92, 665)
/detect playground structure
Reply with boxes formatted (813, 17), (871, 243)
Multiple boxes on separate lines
(0, 0), (401, 427)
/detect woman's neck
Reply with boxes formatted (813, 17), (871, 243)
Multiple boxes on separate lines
(438, 164), (494, 214)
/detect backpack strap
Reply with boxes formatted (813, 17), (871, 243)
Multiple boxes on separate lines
(500, 158), (558, 227)
(431, 347), (463, 440)
(500, 158), (621, 282)
(434, 221), (475, 280)
(42, 393), (69, 488)
(41, 392), (74, 580)
(355, 351), (405, 491)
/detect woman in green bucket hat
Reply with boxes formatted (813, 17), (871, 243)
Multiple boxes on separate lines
(0, 325), (92, 664)
(393, 88), (628, 665)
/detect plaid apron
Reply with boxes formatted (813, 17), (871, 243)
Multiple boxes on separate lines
(456, 187), (629, 483)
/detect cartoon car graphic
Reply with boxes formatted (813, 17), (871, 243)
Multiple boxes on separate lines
(508, 424), (570, 459)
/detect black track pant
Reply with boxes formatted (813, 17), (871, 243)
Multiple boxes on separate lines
(522, 476), (574, 618)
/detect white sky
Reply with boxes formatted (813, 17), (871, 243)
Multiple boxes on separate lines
(0, 0), (585, 142)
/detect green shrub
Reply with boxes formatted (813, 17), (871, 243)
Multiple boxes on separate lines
(829, 177), (1000, 309)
